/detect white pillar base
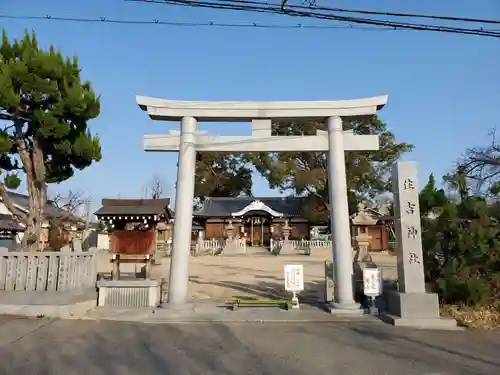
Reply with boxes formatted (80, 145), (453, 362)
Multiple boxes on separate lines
(327, 301), (364, 316)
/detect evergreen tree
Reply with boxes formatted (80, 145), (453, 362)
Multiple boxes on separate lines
(0, 30), (101, 250)
(420, 174), (500, 305)
(195, 152), (252, 204)
(247, 116), (413, 216)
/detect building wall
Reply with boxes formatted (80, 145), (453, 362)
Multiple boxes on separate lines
(98, 233), (110, 249)
(203, 218), (311, 241)
(205, 221), (225, 239)
(352, 224), (389, 251)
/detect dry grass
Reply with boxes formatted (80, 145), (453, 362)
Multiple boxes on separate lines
(441, 303), (500, 330)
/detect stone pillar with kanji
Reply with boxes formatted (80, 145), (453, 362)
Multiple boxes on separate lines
(380, 162), (458, 329)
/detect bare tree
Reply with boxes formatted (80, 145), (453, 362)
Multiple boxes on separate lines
(45, 189), (91, 251)
(449, 129), (500, 197)
(50, 189), (91, 218)
(147, 175), (167, 199)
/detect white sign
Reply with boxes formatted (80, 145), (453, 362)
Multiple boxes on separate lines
(362, 267), (382, 296)
(284, 264), (304, 292)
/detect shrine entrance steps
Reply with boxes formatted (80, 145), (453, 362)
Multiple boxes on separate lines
(244, 246), (271, 256)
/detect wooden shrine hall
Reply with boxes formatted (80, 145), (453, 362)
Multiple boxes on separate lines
(94, 198), (173, 256)
(193, 197), (312, 247)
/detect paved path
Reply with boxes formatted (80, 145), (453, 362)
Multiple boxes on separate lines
(0, 317), (499, 375)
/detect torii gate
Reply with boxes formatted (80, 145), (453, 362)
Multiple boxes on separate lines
(137, 95), (388, 313)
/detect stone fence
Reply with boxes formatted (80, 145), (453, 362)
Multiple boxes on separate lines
(0, 252), (96, 292)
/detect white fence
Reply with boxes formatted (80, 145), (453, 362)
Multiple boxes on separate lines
(269, 239), (332, 255)
(292, 239), (332, 250)
(196, 238), (247, 255)
(0, 252), (96, 292)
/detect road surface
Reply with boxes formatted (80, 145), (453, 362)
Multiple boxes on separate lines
(0, 317), (498, 375)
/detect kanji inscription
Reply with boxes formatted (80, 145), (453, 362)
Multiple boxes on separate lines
(407, 225), (418, 239)
(392, 161), (426, 293)
(404, 178), (415, 190)
(406, 201), (416, 215)
(408, 252), (421, 265)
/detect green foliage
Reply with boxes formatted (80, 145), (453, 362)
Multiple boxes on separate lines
(420, 175), (500, 305)
(0, 29), (101, 188)
(195, 152), (252, 201)
(247, 116), (413, 217)
(0, 29), (101, 248)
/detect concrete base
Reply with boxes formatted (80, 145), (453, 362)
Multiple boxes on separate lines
(279, 241), (296, 255)
(160, 301), (197, 311)
(83, 301), (381, 323)
(97, 279), (162, 308)
(379, 314), (463, 330)
(0, 289), (97, 319)
(381, 290), (460, 330)
(222, 240), (244, 255)
(327, 301), (365, 316)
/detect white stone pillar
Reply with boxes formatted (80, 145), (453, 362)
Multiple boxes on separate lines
(380, 162), (458, 329)
(327, 116), (360, 311)
(167, 116), (197, 306)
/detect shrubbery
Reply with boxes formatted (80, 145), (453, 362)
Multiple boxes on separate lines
(420, 175), (500, 305)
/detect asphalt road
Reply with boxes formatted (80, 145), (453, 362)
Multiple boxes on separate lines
(0, 317), (499, 375)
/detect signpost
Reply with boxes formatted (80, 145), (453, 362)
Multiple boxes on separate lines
(284, 264), (304, 309)
(362, 267), (382, 315)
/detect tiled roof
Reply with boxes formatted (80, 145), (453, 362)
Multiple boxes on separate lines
(0, 214), (24, 231)
(94, 198), (171, 217)
(194, 196), (308, 217)
(2, 191), (73, 219)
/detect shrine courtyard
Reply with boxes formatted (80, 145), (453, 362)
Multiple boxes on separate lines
(96, 248), (397, 302)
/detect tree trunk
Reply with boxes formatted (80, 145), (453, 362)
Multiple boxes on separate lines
(18, 137), (47, 251)
(22, 179), (45, 251)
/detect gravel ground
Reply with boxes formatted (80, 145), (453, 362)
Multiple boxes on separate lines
(97, 248), (398, 301)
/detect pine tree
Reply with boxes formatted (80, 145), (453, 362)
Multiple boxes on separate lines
(0, 30), (101, 250)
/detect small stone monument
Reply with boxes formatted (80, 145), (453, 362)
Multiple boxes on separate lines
(380, 162), (458, 329)
(279, 220), (295, 255)
(354, 233), (371, 262)
(352, 233), (375, 300)
(222, 221), (242, 255)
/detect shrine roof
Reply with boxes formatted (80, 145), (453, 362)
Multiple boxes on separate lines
(194, 197), (307, 218)
(0, 214), (24, 231)
(94, 198), (172, 217)
(1, 191), (79, 222)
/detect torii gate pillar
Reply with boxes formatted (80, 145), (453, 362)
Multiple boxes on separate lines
(168, 116), (197, 305)
(137, 95), (388, 313)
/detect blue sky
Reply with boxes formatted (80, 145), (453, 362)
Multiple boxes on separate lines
(1, 0), (499, 212)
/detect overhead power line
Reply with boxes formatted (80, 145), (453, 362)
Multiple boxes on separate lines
(216, 0), (500, 25)
(127, 0), (500, 38)
(0, 14), (422, 31)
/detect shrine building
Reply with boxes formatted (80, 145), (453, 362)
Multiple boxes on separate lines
(194, 196), (392, 251)
(94, 198), (173, 255)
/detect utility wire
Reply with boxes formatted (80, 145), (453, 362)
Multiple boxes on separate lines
(128, 0), (500, 37)
(0, 14), (417, 31)
(0, 13), (452, 32)
(210, 0), (500, 25)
